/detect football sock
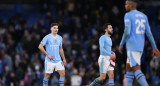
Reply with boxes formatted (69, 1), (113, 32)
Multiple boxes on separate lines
(43, 77), (49, 86)
(108, 79), (114, 86)
(89, 78), (100, 86)
(134, 69), (149, 86)
(59, 77), (65, 86)
(126, 71), (134, 86)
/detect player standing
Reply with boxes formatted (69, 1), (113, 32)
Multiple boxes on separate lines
(89, 23), (116, 86)
(118, 0), (160, 86)
(38, 23), (67, 86)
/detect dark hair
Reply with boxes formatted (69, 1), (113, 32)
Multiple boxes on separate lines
(103, 23), (111, 30)
(127, 0), (138, 3)
(51, 23), (59, 27)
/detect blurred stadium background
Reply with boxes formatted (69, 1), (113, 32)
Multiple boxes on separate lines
(0, 0), (160, 86)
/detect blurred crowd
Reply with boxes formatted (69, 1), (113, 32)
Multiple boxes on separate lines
(0, 0), (160, 86)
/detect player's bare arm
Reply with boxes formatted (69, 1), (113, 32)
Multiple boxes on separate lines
(153, 48), (160, 57)
(110, 52), (116, 60)
(38, 43), (53, 60)
(59, 46), (67, 66)
(112, 53), (116, 59)
(118, 46), (123, 54)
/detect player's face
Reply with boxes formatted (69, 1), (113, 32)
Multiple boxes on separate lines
(106, 25), (113, 35)
(125, 1), (131, 11)
(51, 25), (58, 34)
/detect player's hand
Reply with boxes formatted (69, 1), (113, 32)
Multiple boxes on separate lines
(110, 53), (116, 59)
(113, 53), (116, 59)
(118, 46), (123, 54)
(47, 54), (54, 60)
(63, 59), (67, 66)
(153, 48), (160, 57)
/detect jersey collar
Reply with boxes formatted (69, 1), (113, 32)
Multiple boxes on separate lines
(50, 34), (57, 39)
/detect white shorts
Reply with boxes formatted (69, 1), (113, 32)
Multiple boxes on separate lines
(44, 61), (65, 73)
(127, 50), (142, 67)
(98, 55), (114, 73)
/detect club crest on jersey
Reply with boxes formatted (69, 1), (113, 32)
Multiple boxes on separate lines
(58, 40), (61, 43)
(54, 39), (57, 43)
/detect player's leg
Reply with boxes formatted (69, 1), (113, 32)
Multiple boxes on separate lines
(56, 61), (65, 86)
(57, 70), (65, 86)
(43, 61), (54, 86)
(126, 51), (134, 86)
(132, 65), (148, 86)
(89, 56), (108, 86)
(126, 63), (134, 86)
(89, 73), (106, 86)
(107, 70), (114, 86)
(43, 73), (51, 86)
(130, 51), (149, 86)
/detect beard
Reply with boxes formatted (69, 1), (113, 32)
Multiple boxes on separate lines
(108, 31), (113, 35)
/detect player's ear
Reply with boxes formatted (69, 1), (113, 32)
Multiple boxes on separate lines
(105, 28), (108, 32)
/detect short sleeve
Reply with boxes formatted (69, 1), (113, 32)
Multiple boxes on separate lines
(41, 35), (48, 46)
(60, 37), (63, 47)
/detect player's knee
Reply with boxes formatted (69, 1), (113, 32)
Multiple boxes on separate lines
(132, 66), (140, 72)
(45, 74), (51, 79)
(126, 64), (132, 71)
(60, 72), (65, 77)
(108, 73), (114, 79)
(126, 68), (132, 71)
(99, 76), (106, 81)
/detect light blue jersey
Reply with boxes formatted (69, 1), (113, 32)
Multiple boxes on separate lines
(99, 35), (113, 56)
(41, 34), (63, 63)
(120, 10), (157, 51)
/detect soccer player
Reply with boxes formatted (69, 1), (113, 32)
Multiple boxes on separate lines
(89, 23), (116, 86)
(118, 0), (160, 86)
(38, 23), (67, 86)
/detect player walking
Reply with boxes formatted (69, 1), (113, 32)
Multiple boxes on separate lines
(89, 23), (116, 86)
(119, 0), (160, 86)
